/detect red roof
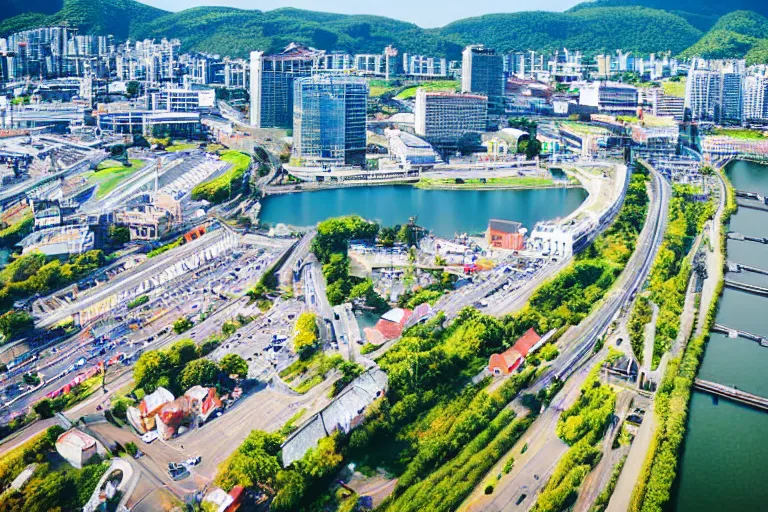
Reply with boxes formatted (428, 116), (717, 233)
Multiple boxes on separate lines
(374, 308), (413, 340)
(513, 328), (541, 357)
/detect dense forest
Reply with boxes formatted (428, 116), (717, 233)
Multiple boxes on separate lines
(679, 11), (768, 64)
(1, 0), (768, 62)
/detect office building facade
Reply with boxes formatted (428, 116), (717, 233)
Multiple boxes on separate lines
(292, 75), (368, 167)
(415, 89), (488, 147)
(461, 45), (504, 108)
(250, 43), (322, 129)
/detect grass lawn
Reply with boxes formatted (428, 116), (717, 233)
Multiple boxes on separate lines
(662, 78), (686, 98)
(394, 80), (460, 100)
(369, 79), (398, 97)
(559, 121), (611, 136)
(712, 127), (767, 140)
(89, 159), (147, 199)
(416, 176), (555, 189)
(165, 142), (198, 152)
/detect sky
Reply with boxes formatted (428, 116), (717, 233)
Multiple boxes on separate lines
(137, 0), (584, 28)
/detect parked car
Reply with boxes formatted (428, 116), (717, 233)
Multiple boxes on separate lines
(183, 456), (201, 467)
(141, 431), (158, 444)
(169, 466), (190, 481)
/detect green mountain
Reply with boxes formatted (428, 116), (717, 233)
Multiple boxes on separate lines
(438, 7), (702, 55)
(0, 0), (704, 59)
(1, 0), (766, 63)
(679, 11), (768, 64)
(0, 0), (166, 40)
(569, 0), (768, 19)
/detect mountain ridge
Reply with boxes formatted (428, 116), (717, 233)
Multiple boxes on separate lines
(0, 0), (766, 63)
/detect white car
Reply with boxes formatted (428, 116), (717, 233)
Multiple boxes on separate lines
(141, 431), (158, 443)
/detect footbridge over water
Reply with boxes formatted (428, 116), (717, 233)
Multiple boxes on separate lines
(693, 379), (768, 412)
(723, 279), (768, 298)
(726, 261), (768, 276)
(726, 232), (768, 244)
(711, 323), (768, 347)
(736, 189), (766, 201)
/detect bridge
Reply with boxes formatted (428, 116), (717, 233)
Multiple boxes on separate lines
(693, 379), (768, 412)
(724, 279), (768, 298)
(726, 261), (768, 276)
(736, 198), (768, 212)
(726, 232), (768, 244)
(711, 323), (768, 347)
(735, 189), (766, 202)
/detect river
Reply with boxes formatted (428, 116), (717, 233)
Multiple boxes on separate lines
(672, 160), (768, 511)
(259, 185), (587, 238)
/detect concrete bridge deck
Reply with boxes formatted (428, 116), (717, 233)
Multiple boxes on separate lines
(726, 232), (768, 244)
(693, 379), (768, 412)
(711, 323), (768, 347)
(724, 279), (768, 297)
(726, 261), (768, 276)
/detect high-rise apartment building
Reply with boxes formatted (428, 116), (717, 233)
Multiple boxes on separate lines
(414, 89), (488, 148)
(743, 73), (768, 124)
(685, 69), (722, 122)
(249, 43), (322, 129)
(461, 45), (504, 113)
(720, 72), (743, 125)
(292, 75), (368, 167)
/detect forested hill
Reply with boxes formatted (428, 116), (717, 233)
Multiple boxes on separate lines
(679, 11), (768, 64)
(0, 0), (767, 63)
(0, 0), (704, 59)
(0, 0), (167, 40)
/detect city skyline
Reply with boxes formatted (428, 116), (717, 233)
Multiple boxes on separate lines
(136, 0), (584, 28)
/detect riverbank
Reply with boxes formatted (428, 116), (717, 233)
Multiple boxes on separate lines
(413, 175), (579, 190)
(258, 185), (588, 239)
(625, 162), (732, 512)
(669, 159), (768, 512)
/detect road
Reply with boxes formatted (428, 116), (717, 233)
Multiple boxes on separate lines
(461, 163), (670, 511)
(1, 239), (288, 419)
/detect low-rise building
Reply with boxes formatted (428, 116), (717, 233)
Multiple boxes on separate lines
(126, 386), (175, 434)
(579, 81), (638, 115)
(18, 224), (94, 256)
(55, 428), (98, 469)
(488, 328), (552, 375)
(486, 219), (525, 251)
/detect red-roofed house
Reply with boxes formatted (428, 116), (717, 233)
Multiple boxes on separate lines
(371, 308), (412, 342)
(488, 328), (542, 375)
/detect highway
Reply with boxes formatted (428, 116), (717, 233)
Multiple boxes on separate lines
(1, 240), (287, 419)
(35, 225), (241, 329)
(461, 163), (670, 511)
(544, 165), (669, 388)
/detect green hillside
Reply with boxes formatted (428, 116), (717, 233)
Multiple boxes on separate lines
(0, 0), (766, 63)
(679, 11), (768, 64)
(0, 0), (167, 40)
(570, 0), (768, 19)
(439, 7), (702, 55)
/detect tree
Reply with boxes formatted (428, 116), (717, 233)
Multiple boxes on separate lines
(134, 350), (171, 393)
(0, 311), (34, 340)
(33, 399), (54, 419)
(272, 470), (306, 511)
(179, 359), (220, 389)
(222, 320), (239, 336)
(167, 339), (200, 369)
(293, 313), (319, 358)
(220, 354), (248, 378)
(525, 138), (542, 159)
(322, 253), (349, 283)
(107, 225), (130, 246)
(173, 317), (193, 335)
(296, 436), (343, 480)
(126, 80), (140, 98)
